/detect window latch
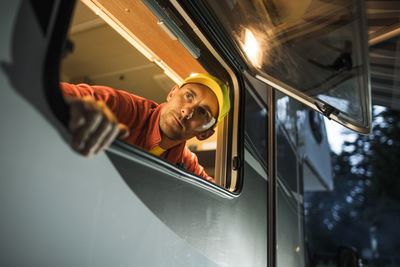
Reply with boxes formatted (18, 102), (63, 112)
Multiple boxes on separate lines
(232, 156), (241, 170)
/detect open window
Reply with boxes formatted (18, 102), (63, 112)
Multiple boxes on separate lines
(60, 0), (241, 191)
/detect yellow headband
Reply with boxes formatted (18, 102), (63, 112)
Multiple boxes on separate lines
(180, 73), (230, 125)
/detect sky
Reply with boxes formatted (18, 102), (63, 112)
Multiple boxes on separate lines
(324, 117), (357, 155)
(324, 105), (386, 154)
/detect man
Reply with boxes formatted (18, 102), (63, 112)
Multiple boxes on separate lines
(61, 73), (230, 183)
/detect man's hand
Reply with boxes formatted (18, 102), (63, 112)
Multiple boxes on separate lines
(65, 96), (129, 157)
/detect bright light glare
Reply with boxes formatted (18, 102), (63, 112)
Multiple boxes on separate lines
(324, 117), (357, 155)
(242, 29), (262, 68)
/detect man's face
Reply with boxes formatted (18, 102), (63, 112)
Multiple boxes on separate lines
(160, 83), (219, 141)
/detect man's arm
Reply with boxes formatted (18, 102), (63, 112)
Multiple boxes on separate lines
(182, 147), (215, 183)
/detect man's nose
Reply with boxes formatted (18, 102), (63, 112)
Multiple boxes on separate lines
(181, 107), (194, 119)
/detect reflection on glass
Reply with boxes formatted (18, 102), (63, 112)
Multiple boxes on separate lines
(244, 87), (268, 162)
(241, 28), (263, 68)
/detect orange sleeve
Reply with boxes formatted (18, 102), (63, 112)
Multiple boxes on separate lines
(60, 82), (129, 114)
(59, 82), (146, 128)
(181, 147), (215, 183)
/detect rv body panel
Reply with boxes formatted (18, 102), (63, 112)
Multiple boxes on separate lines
(0, 1), (335, 266)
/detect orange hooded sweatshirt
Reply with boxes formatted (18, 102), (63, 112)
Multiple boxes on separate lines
(60, 82), (214, 182)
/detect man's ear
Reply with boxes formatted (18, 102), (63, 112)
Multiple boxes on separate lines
(166, 85), (179, 102)
(196, 129), (215, 141)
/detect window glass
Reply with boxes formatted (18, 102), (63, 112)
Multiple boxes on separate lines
(276, 92), (304, 267)
(276, 93), (299, 147)
(244, 80), (267, 164)
(201, 0), (372, 133)
(61, 0), (234, 187)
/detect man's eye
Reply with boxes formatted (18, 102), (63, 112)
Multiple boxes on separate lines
(185, 92), (193, 101)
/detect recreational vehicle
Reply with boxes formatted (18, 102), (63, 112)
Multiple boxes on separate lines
(0, 0), (381, 266)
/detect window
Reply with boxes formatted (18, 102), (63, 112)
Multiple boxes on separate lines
(60, 0), (240, 191)
(199, 0), (372, 132)
(244, 75), (268, 169)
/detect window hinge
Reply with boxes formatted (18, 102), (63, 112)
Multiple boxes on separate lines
(315, 101), (340, 120)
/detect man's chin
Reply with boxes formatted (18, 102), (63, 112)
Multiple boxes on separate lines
(162, 128), (185, 141)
